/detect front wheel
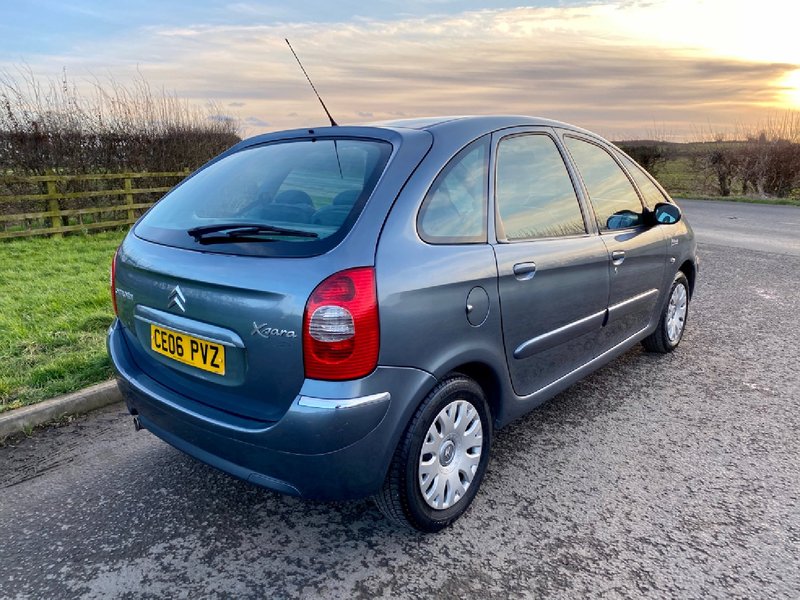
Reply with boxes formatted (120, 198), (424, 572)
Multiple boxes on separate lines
(642, 271), (690, 353)
(373, 376), (492, 532)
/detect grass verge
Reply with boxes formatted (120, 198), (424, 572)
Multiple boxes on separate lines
(673, 195), (800, 207)
(0, 230), (124, 413)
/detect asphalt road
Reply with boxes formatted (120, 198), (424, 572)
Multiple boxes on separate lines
(676, 199), (800, 257)
(2, 201), (799, 599)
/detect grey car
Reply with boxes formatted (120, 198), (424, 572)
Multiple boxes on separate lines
(108, 115), (697, 532)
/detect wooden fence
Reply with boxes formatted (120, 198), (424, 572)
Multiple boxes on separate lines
(0, 170), (189, 240)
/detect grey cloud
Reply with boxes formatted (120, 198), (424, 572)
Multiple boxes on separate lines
(245, 116), (270, 126)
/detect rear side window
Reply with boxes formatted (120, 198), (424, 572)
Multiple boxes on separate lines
(417, 136), (488, 244)
(135, 138), (392, 257)
(616, 152), (669, 208)
(564, 136), (644, 231)
(495, 134), (586, 241)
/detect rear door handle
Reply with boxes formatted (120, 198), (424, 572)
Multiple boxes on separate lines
(611, 250), (626, 265)
(513, 262), (537, 281)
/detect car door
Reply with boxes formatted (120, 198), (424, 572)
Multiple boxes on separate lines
(491, 129), (610, 397)
(560, 134), (668, 349)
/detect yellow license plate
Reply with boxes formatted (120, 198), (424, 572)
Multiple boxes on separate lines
(150, 324), (225, 375)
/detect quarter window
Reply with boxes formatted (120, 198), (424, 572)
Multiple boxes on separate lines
(418, 137), (489, 244)
(495, 134), (586, 241)
(564, 136), (644, 231)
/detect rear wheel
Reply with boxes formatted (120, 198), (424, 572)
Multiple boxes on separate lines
(642, 271), (689, 353)
(373, 376), (492, 532)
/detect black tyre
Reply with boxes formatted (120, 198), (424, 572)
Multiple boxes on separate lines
(642, 271), (690, 353)
(373, 375), (492, 532)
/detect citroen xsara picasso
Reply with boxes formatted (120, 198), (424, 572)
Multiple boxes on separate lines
(108, 116), (697, 532)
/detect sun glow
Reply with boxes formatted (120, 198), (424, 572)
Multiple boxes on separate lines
(780, 70), (800, 107)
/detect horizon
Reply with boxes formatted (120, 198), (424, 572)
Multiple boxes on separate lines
(2, 0), (799, 141)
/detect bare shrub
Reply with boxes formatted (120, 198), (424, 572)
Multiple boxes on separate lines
(704, 146), (740, 197)
(693, 113), (800, 198)
(616, 142), (674, 177)
(0, 66), (241, 176)
(738, 132), (800, 197)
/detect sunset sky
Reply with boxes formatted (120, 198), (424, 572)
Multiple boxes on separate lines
(1, 0), (798, 140)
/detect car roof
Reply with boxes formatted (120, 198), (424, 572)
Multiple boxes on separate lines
(369, 115), (595, 135)
(233, 115), (605, 160)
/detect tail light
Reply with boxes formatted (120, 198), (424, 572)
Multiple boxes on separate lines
(303, 267), (379, 380)
(110, 248), (119, 315)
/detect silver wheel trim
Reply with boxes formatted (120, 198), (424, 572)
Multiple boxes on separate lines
(418, 399), (483, 510)
(666, 282), (688, 343)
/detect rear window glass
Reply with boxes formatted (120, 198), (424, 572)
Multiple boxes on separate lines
(495, 134), (586, 241)
(135, 138), (392, 256)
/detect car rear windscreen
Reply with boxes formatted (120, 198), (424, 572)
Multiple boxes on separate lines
(135, 138), (392, 256)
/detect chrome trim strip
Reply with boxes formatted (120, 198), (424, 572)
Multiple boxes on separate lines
(608, 287), (659, 312)
(297, 392), (391, 410)
(527, 325), (650, 400)
(134, 315), (241, 348)
(514, 310), (606, 360)
(606, 288), (659, 319)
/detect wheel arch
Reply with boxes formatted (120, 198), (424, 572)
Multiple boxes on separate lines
(445, 361), (505, 428)
(678, 259), (696, 297)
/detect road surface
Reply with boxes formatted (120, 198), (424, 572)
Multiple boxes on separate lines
(677, 199), (800, 256)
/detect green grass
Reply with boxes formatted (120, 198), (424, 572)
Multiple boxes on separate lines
(673, 194), (800, 206)
(0, 230), (125, 413)
(656, 156), (704, 198)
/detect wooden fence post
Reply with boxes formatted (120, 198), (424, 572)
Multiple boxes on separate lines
(124, 177), (134, 223)
(46, 178), (63, 238)
(0, 170), (184, 240)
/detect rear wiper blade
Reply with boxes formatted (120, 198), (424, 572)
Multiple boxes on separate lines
(187, 223), (318, 241)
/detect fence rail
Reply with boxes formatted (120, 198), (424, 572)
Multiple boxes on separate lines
(0, 170), (189, 239)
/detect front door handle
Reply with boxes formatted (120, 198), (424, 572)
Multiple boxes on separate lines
(513, 262), (537, 281)
(611, 250), (626, 266)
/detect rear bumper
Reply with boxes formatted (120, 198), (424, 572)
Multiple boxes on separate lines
(108, 319), (436, 500)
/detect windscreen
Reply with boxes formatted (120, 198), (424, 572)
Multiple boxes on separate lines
(135, 138), (392, 256)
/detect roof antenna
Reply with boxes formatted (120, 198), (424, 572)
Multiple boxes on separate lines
(285, 38), (338, 127)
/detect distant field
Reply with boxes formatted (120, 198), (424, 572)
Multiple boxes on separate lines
(655, 156), (703, 198)
(0, 230), (123, 413)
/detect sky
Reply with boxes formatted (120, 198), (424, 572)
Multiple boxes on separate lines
(1, 0), (799, 140)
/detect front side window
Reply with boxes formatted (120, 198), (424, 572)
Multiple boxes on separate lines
(616, 151), (669, 209)
(135, 138), (392, 257)
(417, 136), (489, 244)
(564, 136), (644, 231)
(495, 134), (586, 241)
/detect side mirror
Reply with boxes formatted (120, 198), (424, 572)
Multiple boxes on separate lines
(653, 202), (682, 225)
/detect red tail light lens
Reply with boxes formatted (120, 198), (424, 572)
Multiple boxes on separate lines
(303, 267), (379, 380)
(110, 248), (119, 316)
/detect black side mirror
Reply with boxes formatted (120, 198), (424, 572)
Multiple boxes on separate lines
(652, 202), (682, 225)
